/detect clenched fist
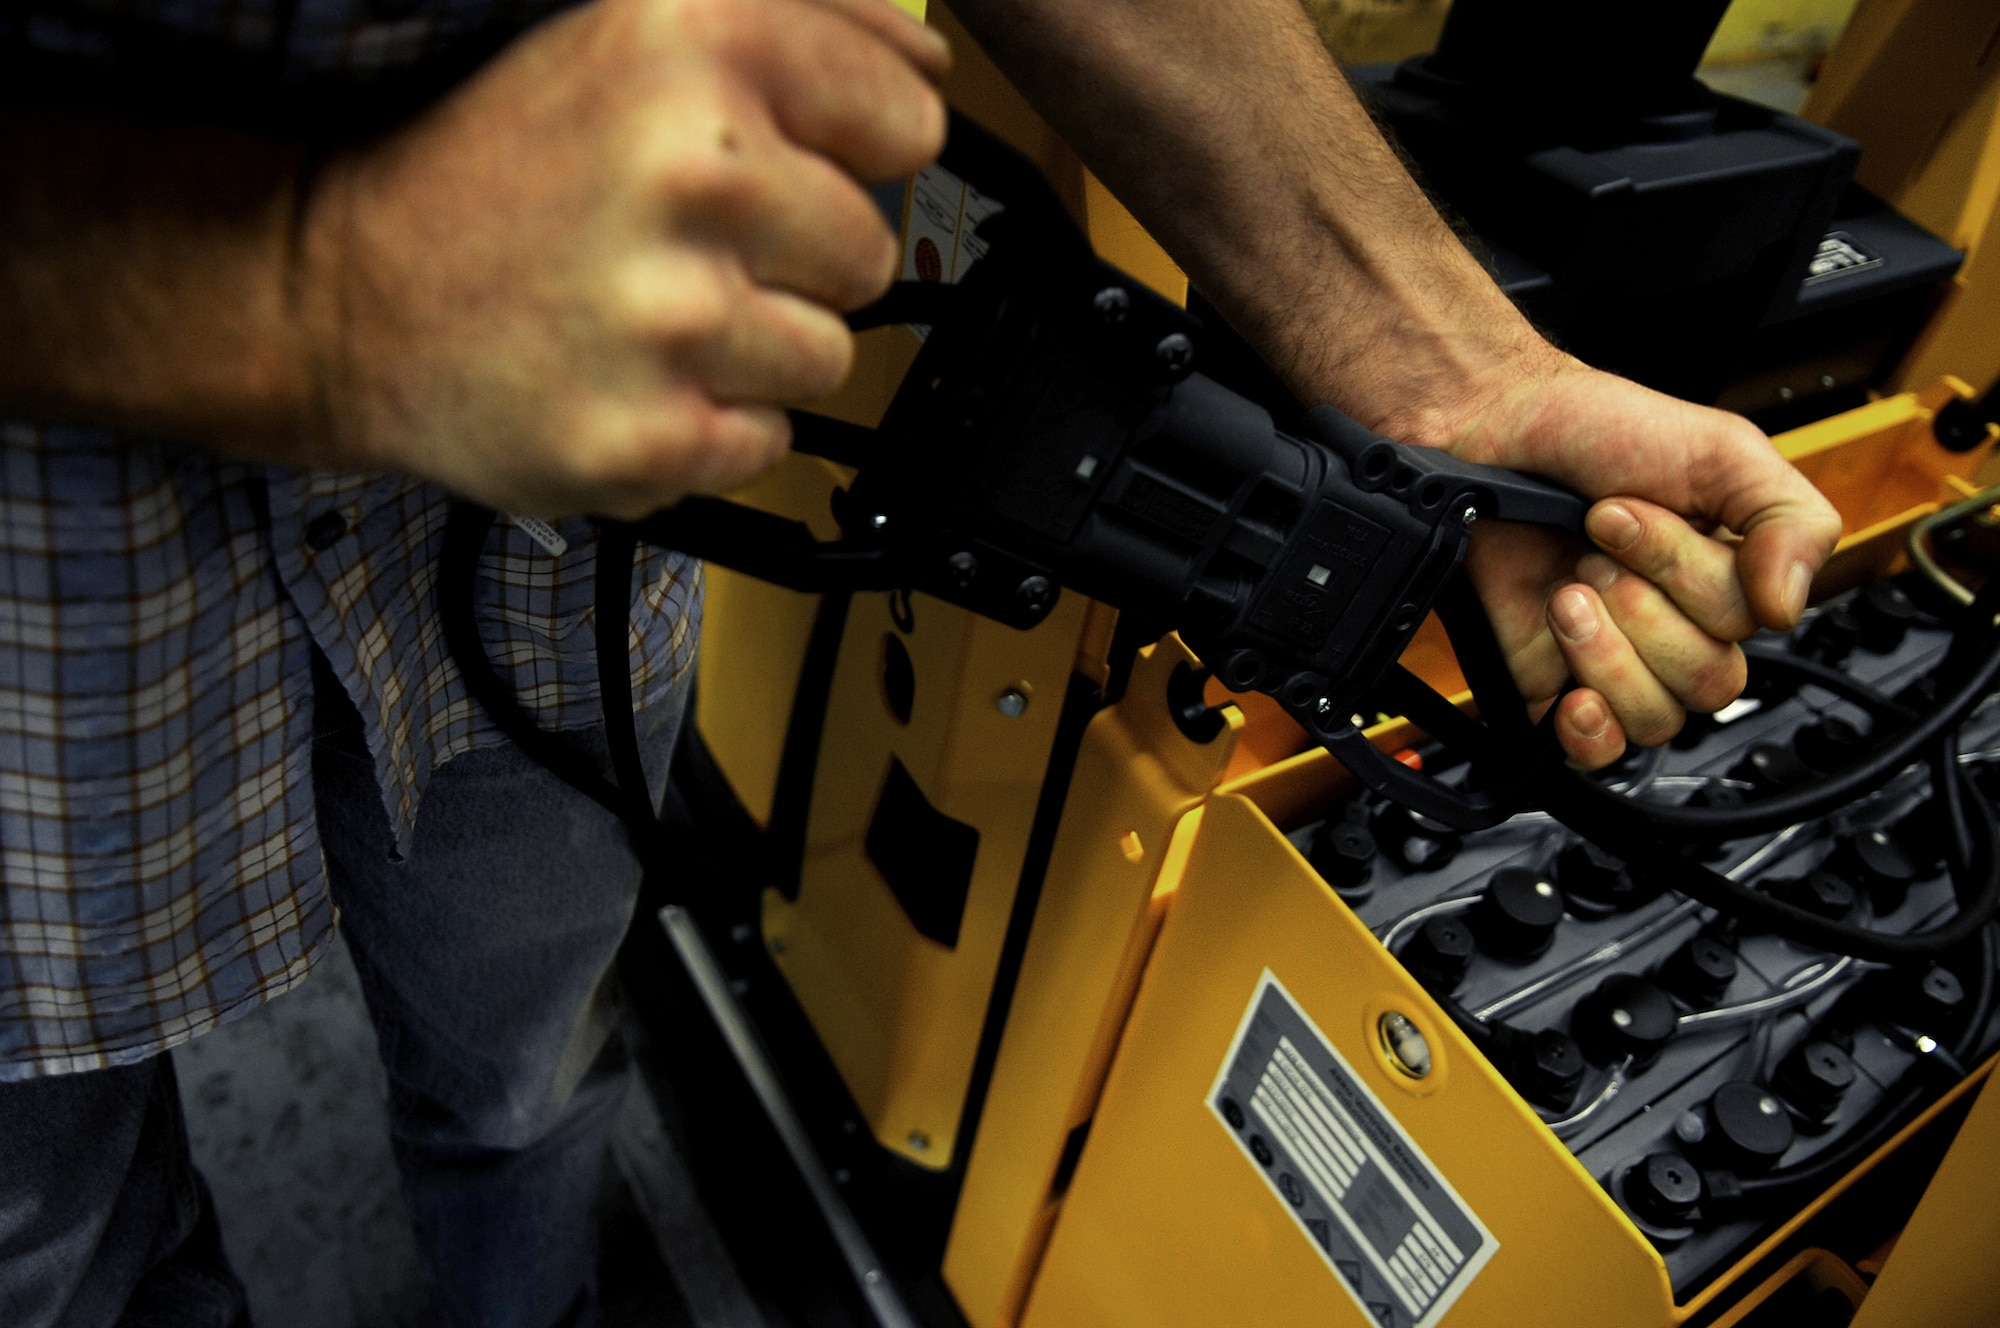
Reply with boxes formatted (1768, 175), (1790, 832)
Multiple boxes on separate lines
(299, 0), (948, 518)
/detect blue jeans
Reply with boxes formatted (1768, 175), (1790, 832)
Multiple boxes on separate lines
(0, 655), (685, 1328)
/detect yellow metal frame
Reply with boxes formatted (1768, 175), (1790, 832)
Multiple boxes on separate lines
(1017, 786), (2000, 1328)
(690, 4), (2000, 1320)
(1805, 0), (2000, 399)
(717, 0), (1198, 1175)
(944, 637), (1244, 1327)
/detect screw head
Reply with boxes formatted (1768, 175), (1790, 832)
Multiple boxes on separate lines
(1461, 506), (1479, 526)
(907, 1130), (930, 1152)
(1093, 286), (1131, 323)
(996, 688), (1029, 718)
(946, 550), (978, 588)
(1015, 575), (1055, 614)
(869, 512), (889, 531)
(1155, 333), (1195, 377)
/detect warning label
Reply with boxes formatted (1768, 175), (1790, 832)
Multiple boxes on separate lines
(1210, 973), (1496, 1328)
(899, 163), (1003, 338)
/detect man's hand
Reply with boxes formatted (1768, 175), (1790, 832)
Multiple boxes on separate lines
(1380, 349), (1842, 768)
(300, 0), (947, 518)
(0, 0), (946, 520)
(948, 0), (1843, 767)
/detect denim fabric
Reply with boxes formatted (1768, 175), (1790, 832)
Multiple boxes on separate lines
(0, 649), (687, 1328)
(311, 654), (687, 1328)
(0, 1055), (248, 1328)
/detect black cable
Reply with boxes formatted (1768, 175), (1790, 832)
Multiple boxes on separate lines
(592, 522), (664, 829)
(438, 503), (627, 820)
(1541, 583), (2000, 840)
(1738, 918), (1997, 1202)
(1433, 574), (2000, 960)
(1740, 642), (1919, 724)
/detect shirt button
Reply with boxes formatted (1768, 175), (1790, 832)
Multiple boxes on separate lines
(305, 511), (349, 551)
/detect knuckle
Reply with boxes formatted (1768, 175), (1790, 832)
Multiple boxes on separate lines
(905, 85), (948, 165)
(636, 262), (736, 348)
(1684, 647), (1748, 712)
(1627, 701), (1686, 749)
(838, 223), (901, 310)
(792, 318), (855, 398)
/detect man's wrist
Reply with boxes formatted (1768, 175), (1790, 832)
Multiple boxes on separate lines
(0, 108), (330, 461)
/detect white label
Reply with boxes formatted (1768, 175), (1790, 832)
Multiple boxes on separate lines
(1210, 972), (1497, 1328)
(899, 164), (1004, 338)
(508, 514), (569, 557)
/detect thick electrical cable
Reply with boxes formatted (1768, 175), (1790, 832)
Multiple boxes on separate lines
(1434, 579), (2000, 961)
(1738, 919), (1997, 1203)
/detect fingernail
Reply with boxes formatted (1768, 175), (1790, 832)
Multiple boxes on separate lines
(1588, 502), (1642, 552)
(1578, 553), (1619, 593)
(1552, 586), (1599, 643)
(1572, 697), (1609, 741)
(1783, 561), (1812, 623)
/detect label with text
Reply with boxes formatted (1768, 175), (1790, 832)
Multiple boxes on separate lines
(1209, 972), (1496, 1327)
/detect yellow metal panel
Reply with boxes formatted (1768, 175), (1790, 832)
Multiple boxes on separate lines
(1850, 1071), (2000, 1328)
(1020, 794), (1675, 1328)
(945, 638), (1243, 1328)
(1081, 172), (1187, 306)
(1301, 0), (1452, 65)
(1775, 379), (1991, 539)
(1704, 0), (1861, 64)
(1709, 1251), (1869, 1328)
(764, 589), (1091, 1169)
(692, 452), (848, 826)
(1896, 188), (2000, 398)
(1804, 0), (2000, 396)
(748, 0), (1202, 1180)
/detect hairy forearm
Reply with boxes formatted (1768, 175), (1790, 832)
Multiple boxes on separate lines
(948, 0), (1552, 444)
(0, 107), (328, 460)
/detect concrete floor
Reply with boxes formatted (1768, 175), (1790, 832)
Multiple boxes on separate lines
(175, 934), (743, 1328)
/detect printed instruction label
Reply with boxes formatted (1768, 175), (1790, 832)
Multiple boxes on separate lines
(899, 164), (1003, 337)
(1209, 972), (1496, 1328)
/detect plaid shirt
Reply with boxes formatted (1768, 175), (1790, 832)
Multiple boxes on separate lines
(0, 0), (701, 1080)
